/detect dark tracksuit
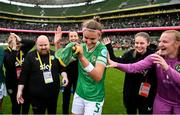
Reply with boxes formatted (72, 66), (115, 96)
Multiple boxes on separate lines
(106, 43), (157, 114)
(19, 50), (66, 114)
(4, 39), (34, 114)
(62, 60), (78, 114)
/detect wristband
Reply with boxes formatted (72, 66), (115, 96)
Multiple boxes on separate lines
(84, 63), (94, 73)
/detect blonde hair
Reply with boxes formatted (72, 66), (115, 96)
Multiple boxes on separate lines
(163, 30), (180, 41)
(163, 30), (180, 60)
(82, 16), (103, 31)
(7, 33), (21, 43)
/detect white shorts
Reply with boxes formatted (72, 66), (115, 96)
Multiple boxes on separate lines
(72, 93), (104, 115)
(0, 83), (7, 99)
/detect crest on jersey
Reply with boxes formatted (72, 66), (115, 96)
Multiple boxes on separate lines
(92, 55), (97, 62)
(175, 64), (180, 72)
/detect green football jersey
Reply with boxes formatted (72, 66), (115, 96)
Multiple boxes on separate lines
(76, 42), (108, 102)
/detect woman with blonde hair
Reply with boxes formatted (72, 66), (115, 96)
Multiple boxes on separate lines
(103, 32), (157, 114)
(4, 33), (35, 114)
(108, 30), (180, 114)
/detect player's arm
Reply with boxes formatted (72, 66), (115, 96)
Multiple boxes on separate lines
(79, 56), (106, 82)
(76, 44), (107, 82)
(54, 26), (62, 51)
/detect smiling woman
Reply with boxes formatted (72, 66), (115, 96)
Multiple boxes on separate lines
(103, 32), (157, 115)
(157, 30), (180, 60)
(69, 16), (109, 115)
(108, 30), (180, 114)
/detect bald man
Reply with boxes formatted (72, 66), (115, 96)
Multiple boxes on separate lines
(36, 35), (51, 55)
(17, 35), (68, 114)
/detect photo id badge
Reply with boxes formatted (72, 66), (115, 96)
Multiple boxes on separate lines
(16, 67), (22, 80)
(43, 71), (53, 84)
(139, 82), (151, 98)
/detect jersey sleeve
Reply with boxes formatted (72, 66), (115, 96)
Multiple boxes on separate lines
(96, 48), (108, 66)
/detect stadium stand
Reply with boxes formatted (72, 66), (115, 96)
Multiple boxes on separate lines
(0, 0), (179, 48)
(0, 0), (175, 16)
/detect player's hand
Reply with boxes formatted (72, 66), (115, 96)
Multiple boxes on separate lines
(102, 37), (111, 45)
(8, 33), (17, 49)
(73, 44), (83, 57)
(107, 54), (118, 68)
(54, 26), (62, 44)
(11, 35), (17, 50)
(151, 54), (168, 70)
(12, 33), (21, 42)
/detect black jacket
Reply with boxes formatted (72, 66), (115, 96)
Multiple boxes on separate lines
(66, 60), (78, 89)
(4, 39), (35, 93)
(19, 50), (66, 99)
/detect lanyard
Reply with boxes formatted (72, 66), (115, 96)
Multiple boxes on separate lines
(8, 47), (23, 66)
(16, 51), (23, 66)
(37, 52), (52, 71)
(7, 47), (12, 52)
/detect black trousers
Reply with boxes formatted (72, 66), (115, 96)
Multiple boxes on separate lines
(62, 77), (77, 114)
(31, 96), (58, 114)
(126, 103), (153, 115)
(9, 90), (30, 114)
(124, 94), (153, 115)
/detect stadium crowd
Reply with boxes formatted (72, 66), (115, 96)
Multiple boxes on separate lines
(0, 13), (179, 31)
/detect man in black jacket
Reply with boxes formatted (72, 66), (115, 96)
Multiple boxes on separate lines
(17, 35), (68, 114)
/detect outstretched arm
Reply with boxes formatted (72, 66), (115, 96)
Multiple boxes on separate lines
(108, 54), (154, 73)
(54, 26), (62, 51)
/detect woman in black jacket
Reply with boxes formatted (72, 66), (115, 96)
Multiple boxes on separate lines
(4, 33), (35, 114)
(54, 27), (79, 114)
(62, 31), (79, 114)
(103, 32), (157, 114)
